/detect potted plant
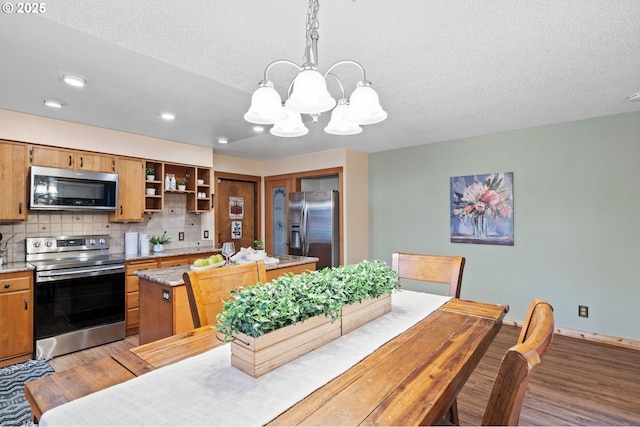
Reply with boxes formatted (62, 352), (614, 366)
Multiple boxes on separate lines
(149, 235), (171, 252)
(216, 260), (399, 377)
(145, 167), (155, 181)
(177, 176), (188, 191)
(253, 239), (265, 257)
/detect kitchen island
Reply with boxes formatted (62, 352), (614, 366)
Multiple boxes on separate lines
(135, 255), (318, 344)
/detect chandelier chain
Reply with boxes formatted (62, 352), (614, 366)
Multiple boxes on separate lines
(304, 0), (320, 63)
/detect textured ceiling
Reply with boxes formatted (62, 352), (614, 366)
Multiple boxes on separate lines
(0, 0), (639, 161)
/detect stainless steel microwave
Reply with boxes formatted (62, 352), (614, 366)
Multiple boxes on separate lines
(30, 166), (118, 211)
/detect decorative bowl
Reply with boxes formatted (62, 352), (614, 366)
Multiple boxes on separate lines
(190, 260), (226, 271)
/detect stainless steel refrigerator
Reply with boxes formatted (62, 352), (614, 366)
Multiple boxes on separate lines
(288, 190), (339, 269)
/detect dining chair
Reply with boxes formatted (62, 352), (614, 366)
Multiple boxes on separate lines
(183, 261), (267, 328)
(392, 252), (465, 424)
(481, 299), (555, 426)
(391, 252), (466, 298)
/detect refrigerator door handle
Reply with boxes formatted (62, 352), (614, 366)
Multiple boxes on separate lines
(301, 202), (308, 256)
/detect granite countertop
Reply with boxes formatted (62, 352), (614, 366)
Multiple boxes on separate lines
(122, 246), (221, 262)
(134, 255), (319, 286)
(0, 262), (35, 274)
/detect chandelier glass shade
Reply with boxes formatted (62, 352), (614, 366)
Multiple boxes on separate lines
(244, 0), (386, 137)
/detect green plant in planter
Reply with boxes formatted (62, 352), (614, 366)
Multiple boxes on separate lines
(177, 176), (189, 186)
(215, 259), (399, 339)
(145, 166), (155, 175)
(253, 239), (264, 250)
(149, 235), (171, 245)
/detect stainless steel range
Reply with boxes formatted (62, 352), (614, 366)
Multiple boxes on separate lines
(26, 234), (125, 360)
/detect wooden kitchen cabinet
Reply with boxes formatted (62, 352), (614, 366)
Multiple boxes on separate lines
(138, 257), (316, 344)
(144, 161), (164, 213)
(0, 140), (28, 222)
(29, 145), (115, 173)
(0, 271), (33, 368)
(126, 253), (214, 337)
(109, 156), (145, 223)
(124, 260), (158, 336)
(187, 166), (212, 213)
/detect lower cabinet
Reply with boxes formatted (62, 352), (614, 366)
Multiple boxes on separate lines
(125, 253), (214, 337)
(0, 271), (33, 367)
(138, 260), (317, 345)
(125, 260), (158, 336)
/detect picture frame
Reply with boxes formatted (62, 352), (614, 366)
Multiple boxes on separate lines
(450, 172), (514, 246)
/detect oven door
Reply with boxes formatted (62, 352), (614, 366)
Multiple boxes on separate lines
(34, 266), (125, 359)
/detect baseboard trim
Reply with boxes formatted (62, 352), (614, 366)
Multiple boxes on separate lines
(503, 317), (640, 351)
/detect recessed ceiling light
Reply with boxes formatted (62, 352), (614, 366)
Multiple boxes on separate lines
(253, 126), (264, 132)
(629, 92), (640, 102)
(44, 99), (64, 108)
(161, 113), (175, 120)
(217, 137), (228, 144)
(62, 74), (86, 87)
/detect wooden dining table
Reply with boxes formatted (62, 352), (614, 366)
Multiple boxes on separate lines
(26, 295), (508, 426)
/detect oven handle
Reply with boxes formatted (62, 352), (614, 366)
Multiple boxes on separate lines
(37, 265), (125, 279)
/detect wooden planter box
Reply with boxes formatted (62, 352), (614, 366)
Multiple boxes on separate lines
(231, 314), (341, 377)
(230, 294), (392, 378)
(341, 294), (392, 334)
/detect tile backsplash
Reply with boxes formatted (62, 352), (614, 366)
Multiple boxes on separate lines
(0, 193), (213, 263)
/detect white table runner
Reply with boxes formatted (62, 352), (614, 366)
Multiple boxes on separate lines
(40, 291), (450, 426)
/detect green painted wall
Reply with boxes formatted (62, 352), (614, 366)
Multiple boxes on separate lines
(369, 112), (640, 341)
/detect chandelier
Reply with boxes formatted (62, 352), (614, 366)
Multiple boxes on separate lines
(244, 0), (387, 137)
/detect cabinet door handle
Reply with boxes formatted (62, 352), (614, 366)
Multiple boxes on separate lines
(120, 206), (123, 215)
(3, 284), (9, 289)
(80, 156), (84, 168)
(24, 297), (29, 310)
(68, 155), (73, 167)
(19, 202), (22, 214)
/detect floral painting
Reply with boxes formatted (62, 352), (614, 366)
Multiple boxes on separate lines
(450, 172), (514, 245)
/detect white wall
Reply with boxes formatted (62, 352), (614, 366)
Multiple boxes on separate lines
(369, 112), (640, 341)
(0, 109), (213, 167)
(263, 149), (369, 264)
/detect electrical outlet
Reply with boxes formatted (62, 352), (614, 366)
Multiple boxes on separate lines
(162, 290), (170, 302)
(578, 305), (589, 318)
(204, 230), (209, 239)
(178, 232), (184, 241)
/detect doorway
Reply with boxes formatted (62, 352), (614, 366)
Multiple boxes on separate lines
(264, 167), (343, 264)
(214, 172), (261, 250)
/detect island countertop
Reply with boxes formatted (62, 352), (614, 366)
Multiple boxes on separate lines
(134, 255), (319, 286)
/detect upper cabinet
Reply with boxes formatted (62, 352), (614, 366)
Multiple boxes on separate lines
(189, 166), (212, 213)
(0, 140), (28, 222)
(108, 157), (145, 223)
(163, 163), (212, 213)
(144, 161), (164, 213)
(29, 145), (115, 173)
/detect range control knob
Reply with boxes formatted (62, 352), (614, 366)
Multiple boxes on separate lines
(45, 240), (53, 247)
(32, 241), (41, 248)
(98, 238), (106, 245)
(89, 239), (97, 246)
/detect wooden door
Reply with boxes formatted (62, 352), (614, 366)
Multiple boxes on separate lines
(0, 141), (28, 222)
(214, 172), (261, 250)
(75, 151), (115, 173)
(0, 272), (33, 365)
(29, 145), (76, 169)
(109, 157), (144, 222)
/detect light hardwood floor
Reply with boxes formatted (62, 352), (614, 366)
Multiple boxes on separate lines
(47, 326), (640, 426)
(47, 335), (139, 372)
